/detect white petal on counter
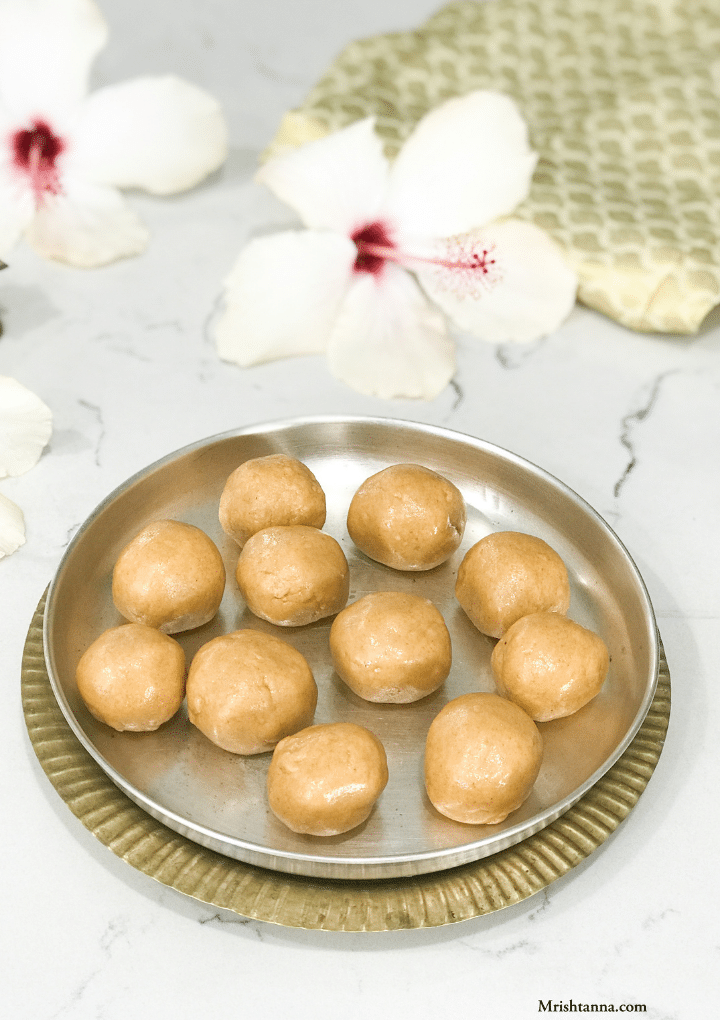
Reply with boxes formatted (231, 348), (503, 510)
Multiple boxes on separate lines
(0, 492), (25, 558)
(24, 177), (149, 267)
(0, 376), (53, 478)
(69, 75), (229, 195)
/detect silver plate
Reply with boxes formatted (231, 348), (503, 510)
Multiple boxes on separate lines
(44, 416), (659, 880)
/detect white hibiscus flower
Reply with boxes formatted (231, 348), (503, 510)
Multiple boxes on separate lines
(0, 0), (228, 267)
(0, 376), (52, 559)
(215, 90), (578, 400)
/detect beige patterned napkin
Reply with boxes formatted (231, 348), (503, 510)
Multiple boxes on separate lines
(268, 0), (720, 335)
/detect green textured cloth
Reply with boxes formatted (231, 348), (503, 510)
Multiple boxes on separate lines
(269, 0), (720, 334)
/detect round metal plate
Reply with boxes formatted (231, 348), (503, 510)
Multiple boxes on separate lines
(43, 416), (659, 880)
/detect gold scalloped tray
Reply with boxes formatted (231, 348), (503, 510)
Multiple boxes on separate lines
(23, 590), (670, 931)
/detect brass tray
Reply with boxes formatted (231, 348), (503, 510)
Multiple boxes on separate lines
(23, 589), (670, 930)
(40, 417), (660, 882)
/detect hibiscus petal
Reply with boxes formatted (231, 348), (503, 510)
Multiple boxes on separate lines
(24, 178), (149, 266)
(0, 160), (34, 256)
(0, 0), (107, 124)
(384, 91), (538, 239)
(0, 492), (25, 558)
(327, 264), (455, 400)
(257, 117), (389, 233)
(0, 376), (52, 478)
(68, 76), (228, 195)
(417, 218), (578, 344)
(215, 229), (356, 367)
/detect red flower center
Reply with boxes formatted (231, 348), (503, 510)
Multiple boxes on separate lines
(351, 220), (396, 276)
(11, 119), (65, 203)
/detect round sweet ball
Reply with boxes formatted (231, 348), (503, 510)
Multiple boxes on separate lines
(491, 611), (610, 722)
(455, 531), (570, 639)
(76, 623), (186, 732)
(186, 629), (317, 755)
(267, 722), (388, 836)
(424, 692), (543, 825)
(112, 520), (226, 634)
(347, 463), (466, 571)
(236, 524), (349, 626)
(329, 591), (451, 703)
(219, 454), (326, 547)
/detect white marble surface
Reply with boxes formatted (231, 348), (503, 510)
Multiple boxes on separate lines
(2, 2), (718, 1017)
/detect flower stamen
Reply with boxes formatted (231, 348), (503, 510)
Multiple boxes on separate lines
(423, 233), (501, 300)
(353, 220), (500, 298)
(11, 120), (65, 204)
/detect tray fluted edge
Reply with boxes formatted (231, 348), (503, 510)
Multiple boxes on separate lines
(22, 589), (670, 932)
